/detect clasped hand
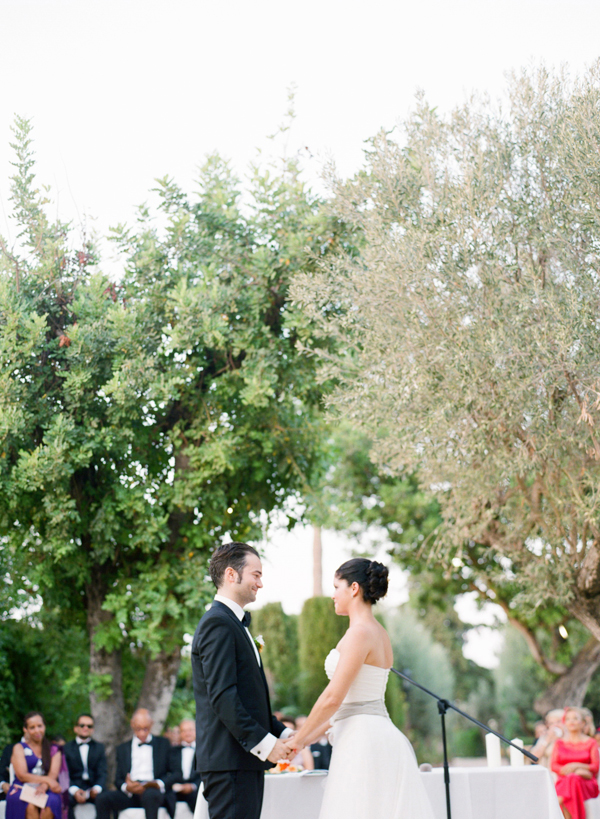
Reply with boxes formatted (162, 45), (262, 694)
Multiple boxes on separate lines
(125, 774), (146, 795)
(283, 737), (303, 754)
(35, 779), (61, 796)
(266, 737), (296, 764)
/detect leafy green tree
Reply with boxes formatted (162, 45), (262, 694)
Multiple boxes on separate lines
(493, 625), (550, 740)
(293, 63), (600, 707)
(385, 608), (454, 761)
(0, 117), (342, 754)
(298, 597), (347, 712)
(0, 612), (91, 743)
(250, 603), (299, 710)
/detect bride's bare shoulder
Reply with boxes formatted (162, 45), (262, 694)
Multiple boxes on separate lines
(337, 622), (377, 650)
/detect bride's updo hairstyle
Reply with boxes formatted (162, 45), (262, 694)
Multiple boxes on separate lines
(335, 558), (389, 604)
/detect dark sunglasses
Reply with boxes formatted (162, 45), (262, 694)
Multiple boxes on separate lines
(78, 723), (94, 728)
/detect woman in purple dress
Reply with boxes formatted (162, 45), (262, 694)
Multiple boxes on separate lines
(6, 712), (62, 819)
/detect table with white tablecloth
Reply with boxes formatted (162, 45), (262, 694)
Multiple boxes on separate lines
(192, 764), (566, 819)
(193, 771), (327, 819)
(420, 766), (563, 819)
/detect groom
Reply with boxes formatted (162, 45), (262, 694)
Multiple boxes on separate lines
(191, 541), (292, 819)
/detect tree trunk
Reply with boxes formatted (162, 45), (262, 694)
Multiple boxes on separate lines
(136, 646), (182, 734)
(86, 579), (127, 785)
(534, 637), (600, 715)
(313, 525), (323, 597)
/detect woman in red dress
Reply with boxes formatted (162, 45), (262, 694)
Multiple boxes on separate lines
(551, 707), (599, 819)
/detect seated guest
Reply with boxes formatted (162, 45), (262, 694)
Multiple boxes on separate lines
(163, 728), (180, 748)
(1, 742), (14, 799)
(552, 707), (599, 819)
(63, 715), (107, 819)
(532, 709), (565, 774)
(580, 708), (596, 738)
(6, 712), (62, 819)
(95, 709), (172, 819)
(165, 720), (200, 818)
(310, 734), (332, 770)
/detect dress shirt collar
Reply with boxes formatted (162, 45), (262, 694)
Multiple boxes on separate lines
(134, 735), (153, 747)
(214, 595), (245, 621)
(76, 737), (91, 745)
(181, 741), (195, 748)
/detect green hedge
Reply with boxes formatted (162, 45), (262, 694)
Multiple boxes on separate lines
(298, 597), (347, 712)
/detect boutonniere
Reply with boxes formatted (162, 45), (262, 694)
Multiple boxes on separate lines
(254, 634), (265, 653)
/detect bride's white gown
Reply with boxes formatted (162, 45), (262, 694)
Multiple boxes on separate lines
(319, 648), (436, 819)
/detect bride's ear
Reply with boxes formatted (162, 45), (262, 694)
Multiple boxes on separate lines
(351, 581), (360, 597)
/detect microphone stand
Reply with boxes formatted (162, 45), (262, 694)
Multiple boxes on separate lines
(390, 667), (538, 819)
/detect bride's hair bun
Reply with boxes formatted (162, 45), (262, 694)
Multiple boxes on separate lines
(335, 558), (389, 604)
(365, 561), (389, 603)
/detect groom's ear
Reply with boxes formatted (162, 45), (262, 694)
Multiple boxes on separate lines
(223, 566), (237, 585)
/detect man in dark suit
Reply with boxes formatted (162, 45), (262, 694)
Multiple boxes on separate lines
(309, 735), (332, 770)
(191, 541), (292, 819)
(95, 709), (173, 819)
(164, 720), (201, 818)
(0, 742), (13, 800)
(63, 714), (107, 819)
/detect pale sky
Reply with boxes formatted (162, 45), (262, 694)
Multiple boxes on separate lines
(3, 0), (600, 258)
(249, 520), (505, 668)
(3, 0), (592, 667)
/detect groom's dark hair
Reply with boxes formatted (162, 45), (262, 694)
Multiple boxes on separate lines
(209, 541), (260, 589)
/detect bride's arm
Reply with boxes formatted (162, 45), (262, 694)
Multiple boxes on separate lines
(290, 627), (371, 749)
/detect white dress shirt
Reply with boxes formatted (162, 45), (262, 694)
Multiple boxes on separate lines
(181, 743), (195, 782)
(212, 595), (291, 762)
(77, 738), (90, 780)
(122, 736), (165, 794)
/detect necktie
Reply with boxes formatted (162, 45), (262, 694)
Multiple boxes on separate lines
(242, 611), (251, 628)
(138, 742), (151, 746)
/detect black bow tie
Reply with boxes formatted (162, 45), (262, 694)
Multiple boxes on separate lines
(242, 611), (251, 628)
(137, 741), (151, 747)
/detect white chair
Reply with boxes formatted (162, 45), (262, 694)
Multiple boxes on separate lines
(118, 808), (170, 819)
(74, 804), (97, 819)
(585, 798), (600, 819)
(74, 802), (96, 819)
(173, 803), (194, 819)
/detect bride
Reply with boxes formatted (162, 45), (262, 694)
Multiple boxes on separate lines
(285, 558), (435, 819)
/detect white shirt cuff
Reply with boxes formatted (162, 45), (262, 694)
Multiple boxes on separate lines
(68, 787), (80, 796)
(155, 780), (165, 794)
(121, 784), (132, 795)
(250, 727), (293, 761)
(250, 733), (277, 761)
(91, 786), (102, 794)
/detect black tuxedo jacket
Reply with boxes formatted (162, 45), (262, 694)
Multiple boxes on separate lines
(115, 736), (173, 791)
(63, 739), (107, 791)
(191, 600), (286, 772)
(0, 743), (13, 796)
(309, 741), (332, 770)
(166, 746), (201, 788)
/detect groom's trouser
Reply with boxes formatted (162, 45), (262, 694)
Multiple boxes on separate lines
(96, 788), (164, 819)
(200, 770), (264, 819)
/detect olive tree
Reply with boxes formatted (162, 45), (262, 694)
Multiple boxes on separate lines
(293, 63), (600, 707)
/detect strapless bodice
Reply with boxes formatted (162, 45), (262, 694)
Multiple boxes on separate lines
(325, 648), (390, 704)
